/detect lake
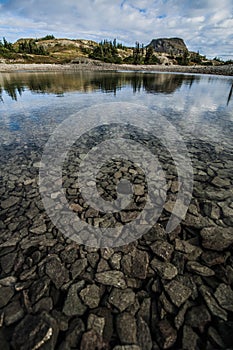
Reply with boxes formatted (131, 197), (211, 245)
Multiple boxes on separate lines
(0, 70), (233, 349)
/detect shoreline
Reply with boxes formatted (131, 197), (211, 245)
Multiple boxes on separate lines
(0, 62), (233, 76)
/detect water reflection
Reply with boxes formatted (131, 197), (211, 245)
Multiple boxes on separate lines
(0, 71), (200, 101)
(227, 82), (233, 106)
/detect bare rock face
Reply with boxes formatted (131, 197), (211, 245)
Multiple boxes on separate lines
(147, 37), (188, 54)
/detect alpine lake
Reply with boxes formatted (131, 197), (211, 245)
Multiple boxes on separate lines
(0, 70), (233, 349)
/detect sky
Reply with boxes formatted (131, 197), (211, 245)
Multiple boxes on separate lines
(0, 0), (232, 60)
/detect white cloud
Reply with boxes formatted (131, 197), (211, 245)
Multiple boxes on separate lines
(0, 0), (232, 59)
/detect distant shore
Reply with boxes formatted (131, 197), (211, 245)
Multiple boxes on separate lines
(0, 62), (233, 76)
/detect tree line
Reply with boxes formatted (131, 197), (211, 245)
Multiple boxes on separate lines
(0, 37), (48, 56)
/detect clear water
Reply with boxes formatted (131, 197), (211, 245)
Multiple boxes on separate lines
(0, 70), (233, 241)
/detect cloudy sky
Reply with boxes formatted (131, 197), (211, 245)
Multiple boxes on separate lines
(0, 0), (232, 59)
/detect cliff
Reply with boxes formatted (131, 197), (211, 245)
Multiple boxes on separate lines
(147, 38), (188, 54)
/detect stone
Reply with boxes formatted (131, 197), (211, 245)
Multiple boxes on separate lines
(59, 318), (84, 349)
(138, 297), (151, 325)
(71, 258), (88, 279)
(164, 280), (192, 307)
(1, 196), (19, 209)
(87, 314), (105, 336)
(19, 266), (37, 281)
(0, 286), (14, 308)
(87, 252), (99, 269)
(157, 319), (177, 349)
(63, 282), (87, 316)
(214, 283), (233, 312)
(0, 276), (17, 286)
(185, 305), (211, 332)
(121, 249), (149, 279)
(208, 326), (225, 348)
(116, 313), (137, 345)
(200, 226), (233, 251)
(97, 258), (110, 272)
(172, 252), (185, 274)
(199, 285), (227, 321)
(11, 313), (58, 350)
(61, 245), (78, 264)
(70, 203), (83, 212)
(95, 270), (127, 289)
(148, 37), (188, 54)
(4, 300), (24, 326)
(95, 307), (114, 342)
(174, 301), (192, 330)
(30, 224), (47, 234)
(137, 316), (152, 350)
(113, 346), (141, 350)
(212, 176), (231, 188)
(45, 256), (69, 289)
(174, 239), (202, 260)
(159, 292), (176, 315)
(186, 261), (215, 276)
(0, 252), (17, 273)
(201, 251), (228, 266)
(164, 200), (175, 214)
(100, 247), (114, 260)
(134, 184), (145, 196)
(151, 258), (178, 280)
(120, 210), (139, 223)
(143, 224), (166, 242)
(182, 325), (199, 350)
(80, 284), (101, 309)
(33, 297), (53, 313)
(109, 288), (135, 312)
(80, 330), (108, 350)
(151, 240), (174, 261)
(29, 277), (50, 304)
(110, 253), (122, 270)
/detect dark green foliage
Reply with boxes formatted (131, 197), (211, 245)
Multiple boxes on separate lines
(37, 35), (55, 41)
(176, 50), (190, 65)
(191, 52), (202, 64)
(0, 37), (14, 52)
(133, 41), (142, 64)
(0, 37), (16, 58)
(213, 56), (222, 62)
(123, 55), (134, 64)
(89, 39), (122, 63)
(18, 40), (47, 55)
(224, 60), (233, 65)
(144, 46), (154, 64)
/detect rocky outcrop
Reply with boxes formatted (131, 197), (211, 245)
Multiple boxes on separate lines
(147, 37), (188, 54)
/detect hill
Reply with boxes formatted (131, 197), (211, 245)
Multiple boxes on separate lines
(0, 35), (228, 66)
(147, 37), (187, 55)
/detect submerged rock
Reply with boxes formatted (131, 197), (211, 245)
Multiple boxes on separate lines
(157, 319), (177, 349)
(116, 313), (137, 345)
(109, 288), (135, 312)
(151, 258), (178, 280)
(214, 283), (233, 312)
(200, 227), (233, 251)
(11, 313), (58, 350)
(63, 282), (87, 316)
(164, 280), (192, 307)
(95, 270), (127, 289)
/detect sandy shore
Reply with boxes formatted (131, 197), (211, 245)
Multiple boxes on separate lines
(0, 62), (233, 76)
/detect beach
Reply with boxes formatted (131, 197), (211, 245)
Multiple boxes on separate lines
(0, 62), (233, 76)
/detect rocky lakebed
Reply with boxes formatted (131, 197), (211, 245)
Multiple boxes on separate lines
(0, 70), (233, 349)
(1, 126), (233, 350)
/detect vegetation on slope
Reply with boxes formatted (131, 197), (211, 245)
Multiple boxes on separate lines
(0, 35), (232, 66)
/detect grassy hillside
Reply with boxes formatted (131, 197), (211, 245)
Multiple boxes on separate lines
(0, 35), (229, 66)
